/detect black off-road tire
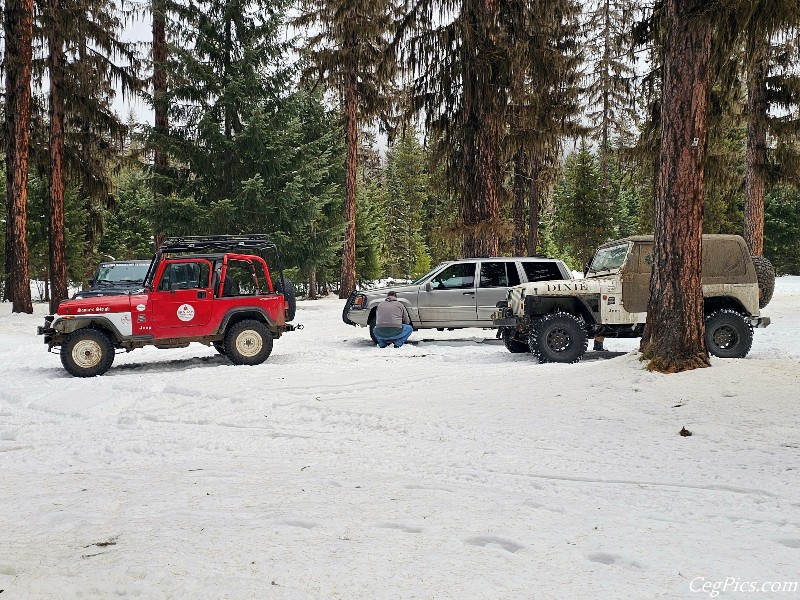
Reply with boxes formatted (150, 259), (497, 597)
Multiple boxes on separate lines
(502, 328), (530, 353)
(368, 314), (379, 345)
(751, 256), (775, 309)
(529, 312), (588, 364)
(274, 277), (297, 321)
(705, 309), (753, 359)
(60, 328), (115, 377)
(224, 320), (274, 366)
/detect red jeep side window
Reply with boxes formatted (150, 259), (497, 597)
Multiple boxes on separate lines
(158, 261), (211, 291)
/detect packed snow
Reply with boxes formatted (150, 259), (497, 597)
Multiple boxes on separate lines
(1, 280), (799, 599)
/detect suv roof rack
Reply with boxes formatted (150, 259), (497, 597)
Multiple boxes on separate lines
(145, 234), (285, 289)
(158, 234), (278, 254)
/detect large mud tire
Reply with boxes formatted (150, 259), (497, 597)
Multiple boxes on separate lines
(60, 328), (115, 377)
(705, 309), (753, 359)
(274, 277), (297, 321)
(502, 328), (530, 353)
(751, 256), (775, 309)
(224, 320), (274, 366)
(529, 312), (588, 364)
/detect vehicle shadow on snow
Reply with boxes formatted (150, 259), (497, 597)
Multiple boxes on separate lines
(106, 353), (231, 375)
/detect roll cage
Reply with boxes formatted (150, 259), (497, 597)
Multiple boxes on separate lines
(144, 235), (285, 293)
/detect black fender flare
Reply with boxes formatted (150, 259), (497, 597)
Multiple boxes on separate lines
(524, 295), (599, 325)
(53, 316), (125, 342)
(218, 307), (278, 336)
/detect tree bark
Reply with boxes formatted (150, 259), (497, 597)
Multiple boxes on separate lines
(152, 0), (168, 250)
(49, 0), (69, 314)
(744, 32), (768, 257)
(4, 0), (34, 313)
(308, 269), (317, 300)
(459, 0), (501, 258)
(527, 156), (541, 256)
(639, 0), (712, 373)
(512, 149), (527, 256)
(339, 64), (358, 299)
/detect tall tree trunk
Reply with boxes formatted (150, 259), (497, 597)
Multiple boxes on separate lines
(308, 269), (317, 300)
(49, 4), (69, 314)
(639, 0), (712, 373)
(339, 71), (358, 299)
(744, 32), (768, 257)
(4, 0), (34, 313)
(222, 6), (234, 199)
(527, 156), (542, 256)
(512, 149), (527, 256)
(152, 0), (168, 250)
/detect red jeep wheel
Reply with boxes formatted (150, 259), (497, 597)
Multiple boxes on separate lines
(224, 320), (273, 365)
(60, 329), (115, 377)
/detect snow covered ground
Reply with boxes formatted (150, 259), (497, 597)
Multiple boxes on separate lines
(1, 280), (799, 599)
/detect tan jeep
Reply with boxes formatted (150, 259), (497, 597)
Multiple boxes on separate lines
(493, 235), (774, 363)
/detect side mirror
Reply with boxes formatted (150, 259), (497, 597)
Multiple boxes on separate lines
(88, 279), (95, 287)
(425, 282), (432, 292)
(583, 265), (590, 277)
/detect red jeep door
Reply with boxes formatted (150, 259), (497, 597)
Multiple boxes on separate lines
(150, 259), (214, 336)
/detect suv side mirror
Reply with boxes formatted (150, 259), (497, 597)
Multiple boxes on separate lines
(583, 265), (590, 277)
(425, 282), (432, 292)
(88, 279), (95, 286)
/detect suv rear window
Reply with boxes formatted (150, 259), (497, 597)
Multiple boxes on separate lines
(522, 262), (563, 282)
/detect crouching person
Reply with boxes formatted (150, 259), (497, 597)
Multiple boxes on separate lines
(374, 291), (413, 348)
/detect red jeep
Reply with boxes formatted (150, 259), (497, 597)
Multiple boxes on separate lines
(38, 235), (298, 377)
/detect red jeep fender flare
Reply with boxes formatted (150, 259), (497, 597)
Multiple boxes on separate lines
(217, 307), (278, 336)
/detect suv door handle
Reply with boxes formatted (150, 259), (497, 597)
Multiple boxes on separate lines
(463, 291), (475, 295)
(197, 290), (207, 299)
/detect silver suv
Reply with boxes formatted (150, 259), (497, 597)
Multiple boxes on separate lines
(343, 257), (572, 342)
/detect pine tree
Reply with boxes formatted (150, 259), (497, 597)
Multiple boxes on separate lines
(742, 28), (800, 256)
(582, 0), (637, 206)
(398, 0), (582, 258)
(3, 0), (35, 312)
(553, 143), (612, 269)
(40, 0), (142, 308)
(384, 132), (430, 279)
(639, 0), (713, 373)
(295, 0), (399, 298)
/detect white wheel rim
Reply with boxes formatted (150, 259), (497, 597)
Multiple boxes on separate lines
(72, 339), (103, 369)
(235, 330), (263, 357)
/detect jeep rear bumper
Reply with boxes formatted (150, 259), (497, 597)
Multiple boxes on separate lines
(493, 317), (518, 327)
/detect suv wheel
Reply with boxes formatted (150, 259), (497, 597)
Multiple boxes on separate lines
(502, 328), (530, 353)
(368, 320), (378, 345)
(705, 309), (753, 358)
(530, 312), (588, 363)
(60, 329), (115, 377)
(224, 320), (274, 365)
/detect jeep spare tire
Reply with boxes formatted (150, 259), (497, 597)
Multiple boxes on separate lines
(751, 256), (775, 309)
(274, 277), (297, 321)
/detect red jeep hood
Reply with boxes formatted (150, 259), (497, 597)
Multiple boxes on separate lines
(58, 295), (133, 315)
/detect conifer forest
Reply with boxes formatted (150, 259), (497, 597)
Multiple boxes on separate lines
(2, 0), (799, 372)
